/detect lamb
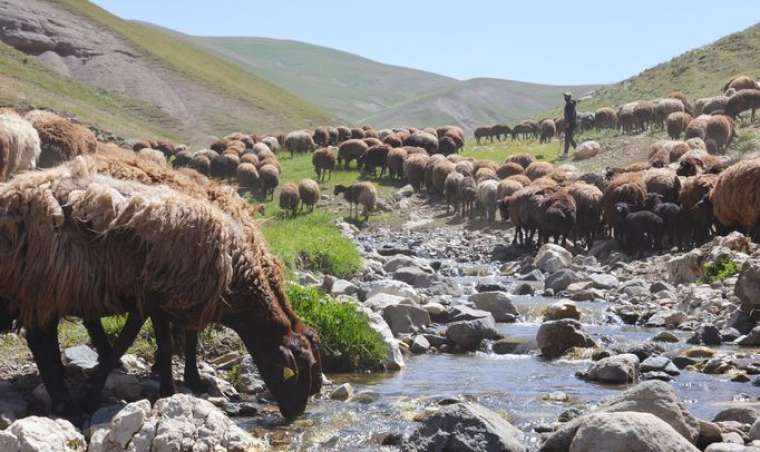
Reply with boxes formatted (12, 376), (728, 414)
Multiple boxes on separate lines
(726, 89), (760, 122)
(312, 147), (338, 182)
(313, 128), (330, 147)
(137, 148), (167, 167)
(259, 164), (280, 199)
(285, 130), (316, 157)
(0, 113), (41, 182)
(358, 144), (390, 178)
(645, 193), (683, 248)
(0, 161), (319, 419)
(476, 179), (499, 222)
(386, 147), (408, 180)
(33, 117), (97, 168)
(444, 171), (464, 214)
(459, 177), (477, 217)
(237, 162), (260, 191)
(403, 154), (429, 192)
(539, 189), (577, 245)
(334, 182), (377, 221)
(666, 112), (692, 139)
(643, 167), (681, 203)
(568, 182), (603, 249)
(654, 98), (685, 129)
(338, 139), (369, 169)
(432, 159), (457, 194)
(525, 161), (555, 180)
(617, 208), (665, 257)
(710, 159), (760, 238)
(296, 179), (320, 213)
(594, 107), (618, 129)
(539, 119), (556, 143)
(505, 154), (535, 169)
(704, 115), (733, 152)
(474, 127), (493, 145)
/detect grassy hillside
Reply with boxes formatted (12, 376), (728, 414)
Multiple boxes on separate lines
(582, 23), (760, 111)
(190, 36), (457, 122)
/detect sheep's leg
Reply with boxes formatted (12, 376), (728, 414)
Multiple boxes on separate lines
(84, 318), (114, 365)
(183, 330), (210, 393)
(151, 311), (177, 398)
(26, 319), (79, 420)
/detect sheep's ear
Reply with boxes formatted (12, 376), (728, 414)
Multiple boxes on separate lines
(283, 367), (296, 381)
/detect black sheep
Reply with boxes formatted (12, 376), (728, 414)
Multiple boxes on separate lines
(619, 209), (665, 257)
(645, 193), (683, 248)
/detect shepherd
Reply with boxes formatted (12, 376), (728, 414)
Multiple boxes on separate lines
(563, 92), (577, 156)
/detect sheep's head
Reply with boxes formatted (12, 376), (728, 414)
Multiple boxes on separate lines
(644, 193), (663, 210)
(333, 185), (347, 195)
(677, 159), (698, 177)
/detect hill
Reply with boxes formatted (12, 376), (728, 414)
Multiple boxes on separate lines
(189, 35), (600, 131)
(0, 0), (333, 145)
(582, 22), (760, 111)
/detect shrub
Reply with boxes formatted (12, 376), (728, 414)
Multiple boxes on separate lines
(699, 256), (739, 284)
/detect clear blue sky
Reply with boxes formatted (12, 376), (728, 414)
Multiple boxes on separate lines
(92, 0), (758, 85)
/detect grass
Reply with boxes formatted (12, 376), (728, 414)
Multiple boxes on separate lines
(699, 256), (740, 284)
(288, 284), (387, 372)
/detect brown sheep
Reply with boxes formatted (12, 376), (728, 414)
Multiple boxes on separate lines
(189, 154), (211, 176)
(594, 107), (618, 129)
(210, 138), (229, 153)
(424, 154), (447, 192)
(313, 127), (330, 147)
(633, 101), (655, 131)
(496, 162), (524, 179)
(405, 132), (439, 154)
(386, 147), (408, 180)
(336, 126), (352, 142)
(403, 154), (429, 192)
(438, 136), (458, 156)
(173, 149), (193, 168)
(508, 186), (555, 245)
(455, 160), (474, 177)
(702, 96), (730, 115)
(602, 171), (647, 232)
(710, 159), (760, 236)
(505, 153), (535, 169)
(643, 167), (681, 203)
(327, 127), (339, 145)
(338, 139), (368, 169)
(403, 146), (428, 157)
(383, 134), (403, 148)
(497, 178), (523, 200)
(473, 159), (499, 174)
(539, 188), (577, 245)
(724, 75), (758, 93)
(259, 164), (280, 199)
(475, 167), (498, 183)
(240, 153), (260, 166)
(539, 119), (556, 143)
(666, 112), (692, 139)
(704, 115), (734, 152)
(432, 159), (457, 194)
(358, 144), (390, 178)
(350, 128), (365, 140)
(137, 148), (167, 167)
(685, 115), (710, 140)
(568, 182), (603, 249)
(506, 174), (531, 187)
(654, 98), (685, 129)
(444, 171), (464, 214)
(726, 89), (760, 122)
(298, 179), (320, 212)
(474, 127), (493, 145)
(363, 137), (383, 148)
(525, 161), (554, 180)
(258, 156), (282, 173)
(285, 131), (316, 156)
(262, 136), (280, 153)
(668, 91), (693, 115)
(237, 162), (260, 191)
(680, 174), (718, 210)
(33, 118), (97, 168)
(677, 150), (722, 177)
(221, 152), (240, 178)
(531, 176), (559, 189)
(475, 180), (499, 222)
(334, 182), (377, 220)
(605, 161), (650, 180)
(618, 102), (638, 133)
(279, 183), (300, 217)
(312, 147), (338, 182)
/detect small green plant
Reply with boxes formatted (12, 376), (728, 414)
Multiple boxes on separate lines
(227, 364), (242, 388)
(288, 284), (386, 372)
(101, 315), (128, 339)
(699, 256), (739, 284)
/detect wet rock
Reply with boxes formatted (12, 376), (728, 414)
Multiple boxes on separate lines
(0, 416), (85, 451)
(687, 324), (723, 346)
(330, 383), (353, 401)
(751, 418), (760, 441)
(383, 304), (431, 336)
(713, 406), (760, 425)
(357, 306), (405, 370)
(616, 306), (642, 325)
(727, 309), (756, 335)
(666, 249), (706, 284)
(104, 371), (143, 400)
(422, 334), (449, 348)
(62, 344), (99, 375)
(353, 391), (380, 404)
(570, 288), (605, 302)
(476, 281), (507, 293)
(402, 402), (525, 452)
(544, 269), (581, 292)
(705, 443), (760, 452)
(492, 338), (522, 355)
(397, 185), (414, 198)
(492, 244), (523, 261)
(536, 319), (596, 359)
(721, 328), (742, 342)
(449, 305), (493, 322)
(640, 356), (680, 376)
(421, 302), (448, 322)
(377, 244), (416, 256)
(579, 353), (639, 384)
(384, 255), (428, 273)
(589, 273), (619, 289)
(613, 342), (664, 362)
(737, 257), (760, 313)
(682, 346), (715, 358)
(652, 331), (680, 343)
(514, 283), (535, 295)
(410, 335), (431, 354)
(543, 300), (581, 321)
(236, 355), (266, 394)
(736, 327), (760, 346)
(534, 244), (573, 274)
(641, 371), (674, 381)
(394, 266), (436, 288)
(468, 292), (518, 322)
(446, 317), (499, 351)
(645, 310), (687, 328)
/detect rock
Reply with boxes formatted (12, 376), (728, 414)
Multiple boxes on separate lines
(713, 405), (760, 425)
(32, 384), (51, 414)
(423, 334), (449, 348)
(751, 418), (760, 441)
(543, 300), (581, 321)
(737, 327), (760, 346)
(449, 305), (493, 322)
(652, 331), (680, 343)
(534, 244), (573, 274)
(104, 371), (143, 400)
(330, 278), (358, 296)
(589, 273), (619, 289)
(89, 395), (266, 451)
(0, 383), (27, 429)
(394, 267), (435, 288)
(721, 328), (741, 342)
(588, 238), (618, 257)
(397, 185), (414, 198)
(446, 317), (499, 351)
(236, 355), (266, 394)
(410, 335), (431, 354)
(365, 293), (407, 311)
(61, 344), (99, 374)
(468, 292), (518, 322)
(421, 302), (448, 322)
(330, 383), (353, 401)
(640, 356), (680, 376)
(580, 353), (640, 384)
(120, 354), (150, 374)
(573, 140), (601, 160)
(544, 269), (581, 292)
(402, 402), (525, 452)
(357, 306), (405, 370)
(476, 281), (507, 292)
(492, 338), (523, 355)
(698, 419), (724, 449)
(666, 249), (706, 284)
(727, 309), (756, 335)
(683, 346), (715, 358)
(645, 310), (687, 328)
(0, 416), (86, 451)
(536, 319), (596, 359)
(382, 304), (431, 336)
(514, 283), (535, 295)
(705, 443), (760, 452)
(384, 255), (424, 273)
(737, 257), (760, 312)
(363, 280), (420, 303)
(687, 324), (723, 346)
(650, 281), (675, 293)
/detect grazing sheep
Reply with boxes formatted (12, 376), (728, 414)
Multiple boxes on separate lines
(432, 159), (457, 194)
(338, 139), (368, 169)
(358, 144), (390, 178)
(677, 149), (722, 177)
(525, 161), (554, 180)
(33, 118), (97, 168)
(220, 153), (240, 178)
(438, 136), (458, 156)
(568, 182), (603, 249)
(512, 121), (539, 140)
(539, 189), (577, 245)
(496, 162), (524, 179)
(490, 125), (511, 142)
(403, 154), (429, 192)
(654, 98), (685, 129)
(726, 89), (760, 122)
(298, 179), (320, 212)
(327, 127), (339, 145)
(531, 176), (559, 189)
(225, 133), (254, 149)
(679, 174), (717, 210)
(386, 147), (407, 180)
(403, 146), (428, 157)
(405, 132), (439, 154)
(262, 136), (280, 153)
(336, 126), (352, 143)
(643, 167), (681, 204)
(334, 182), (377, 220)
(444, 171), (464, 214)
(666, 112), (692, 139)
(573, 172), (606, 192)
(225, 141), (245, 156)
(279, 183), (300, 217)
(363, 137), (383, 148)
(285, 131), (316, 156)
(424, 154), (447, 192)
(259, 164), (280, 199)
(710, 159), (760, 238)
(312, 147), (338, 182)
(240, 153), (260, 166)
(474, 127), (493, 145)
(210, 138), (229, 153)
(724, 75), (758, 92)
(704, 115), (733, 152)
(350, 128), (366, 140)
(455, 160), (474, 177)
(539, 119), (556, 143)
(508, 186), (554, 246)
(132, 140), (152, 152)
(617, 102), (638, 133)
(313, 128), (330, 147)
(383, 134), (403, 148)
(259, 156), (282, 173)
(0, 113), (41, 182)
(633, 101), (655, 131)
(237, 162), (260, 191)
(505, 154), (535, 169)
(137, 148), (167, 167)
(702, 96), (730, 115)
(189, 154), (211, 176)
(668, 91), (693, 115)
(476, 179), (499, 222)
(458, 176), (477, 217)
(602, 172), (647, 241)
(685, 115), (710, 140)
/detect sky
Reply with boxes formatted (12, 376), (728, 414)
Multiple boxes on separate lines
(92, 0), (759, 86)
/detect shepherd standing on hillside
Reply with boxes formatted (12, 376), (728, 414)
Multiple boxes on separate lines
(563, 92), (577, 156)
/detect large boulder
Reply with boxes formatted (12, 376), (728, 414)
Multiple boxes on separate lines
(579, 353), (640, 384)
(736, 326), (760, 346)
(363, 280), (421, 303)
(446, 317), (499, 351)
(543, 300), (581, 321)
(402, 402), (525, 452)
(357, 305), (405, 370)
(534, 244), (573, 274)
(0, 416), (85, 451)
(666, 249), (705, 284)
(536, 319), (596, 359)
(394, 266), (436, 288)
(382, 304), (431, 336)
(573, 141), (601, 161)
(545, 269), (581, 292)
(88, 395), (267, 452)
(736, 257), (760, 313)
(468, 292), (518, 322)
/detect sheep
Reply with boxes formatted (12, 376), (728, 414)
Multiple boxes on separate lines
(24, 109), (62, 126)
(403, 154), (429, 192)
(438, 136), (458, 156)
(237, 162), (260, 191)
(220, 153), (239, 178)
(405, 131), (439, 154)
(539, 189), (577, 245)
(724, 75), (758, 93)
(262, 136), (280, 153)
(648, 140), (689, 164)
(594, 107), (617, 129)
(258, 156), (282, 173)
(240, 153), (260, 166)
(132, 140), (152, 152)
(225, 140), (246, 156)
(403, 146), (428, 157)
(685, 115), (710, 140)
(531, 176), (559, 189)
(506, 174), (531, 187)
(554, 117), (566, 137)
(334, 182), (377, 220)
(505, 154), (535, 169)
(444, 171), (464, 214)
(297, 179), (320, 213)
(605, 162), (650, 180)
(677, 149), (722, 177)
(496, 162), (524, 179)
(633, 101), (655, 131)
(32, 118), (97, 168)
(602, 171), (647, 241)
(573, 172), (606, 192)
(654, 98), (685, 129)
(508, 186), (554, 246)
(704, 115), (733, 153)
(225, 133), (254, 149)
(0, 161), (319, 419)
(279, 183), (300, 217)
(350, 128), (366, 140)
(617, 208), (665, 257)
(474, 127), (493, 145)
(189, 154), (211, 176)
(432, 159), (457, 194)
(668, 91), (693, 115)
(666, 112), (692, 139)
(539, 119), (556, 143)
(313, 128), (330, 147)
(383, 134), (403, 148)
(386, 147), (407, 180)
(455, 160), (474, 177)
(686, 137), (706, 151)
(326, 127), (339, 145)
(497, 178), (523, 200)
(338, 139), (368, 169)
(726, 89), (760, 122)
(644, 193), (683, 248)
(137, 148), (167, 167)
(679, 174), (717, 210)
(643, 167), (681, 204)
(312, 147), (337, 182)
(336, 126), (352, 142)
(568, 182), (603, 249)
(363, 137), (383, 148)
(259, 164), (280, 199)
(285, 130), (316, 156)
(490, 125), (511, 142)
(173, 149), (193, 168)
(476, 179), (499, 222)
(0, 113), (41, 182)
(617, 102), (638, 133)
(710, 159), (760, 238)
(525, 161), (555, 180)
(358, 144), (390, 178)
(475, 167), (498, 183)
(702, 96), (730, 115)
(424, 154), (447, 192)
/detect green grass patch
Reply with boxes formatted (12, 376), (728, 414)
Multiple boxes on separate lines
(288, 284), (386, 372)
(699, 256), (740, 284)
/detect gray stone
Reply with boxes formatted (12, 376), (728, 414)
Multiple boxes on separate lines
(104, 372), (143, 400)
(534, 243), (573, 273)
(687, 324), (723, 346)
(236, 355), (266, 394)
(468, 292), (518, 322)
(640, 356), (680, 376)
(0, 416), (86, 451)
(513, 283), (535, 295)
(0, 382), (27, 429)
(751, 417), (760, 441)
(536, 319), (596, 359)
(652, 331), (680, 343)
(449, 305), (493, 322)
(402, 402), (525, 452)
(545, 269), (581, 292)
(737, 327), (760, 346)
(666, 249), (706, 284)
(446, 317), (499, 351)
(645, 310), (687, 328)
(394, 266), (435, 288)
(737, 257), (760, 312)
(363, 280), (420, 303)
(357, 305), (405, 370)
(713, 405), (760, 425)
(61, 344), (99, 374)
(705, 444), (760, 452)
(330, 278), (358, 296)
(543, 300), (581, 321)
(650, 281), (675, 293)
(492, 338), (523, 355)
(384, 255), (423, 273)
(382, 304), (431, 336)
(330, 383), (353, 401)
(410, 335), (431, 354)
(589, 273), (619, 289)
(364, 293), (407, 311)
(581, 353), (640, 384)
(421, 302), (447, 321)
